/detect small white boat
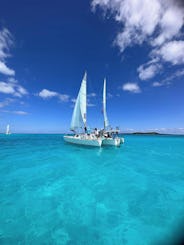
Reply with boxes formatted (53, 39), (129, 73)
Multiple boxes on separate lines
(6, 124), (11, 135)
(101, 79), (123, 146)
(64, 73), (101, 147)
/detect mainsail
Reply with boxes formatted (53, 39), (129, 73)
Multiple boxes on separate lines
(6, 124), (10, 134)
(70, 72), (87, 131)
(103, 78), (109, 129)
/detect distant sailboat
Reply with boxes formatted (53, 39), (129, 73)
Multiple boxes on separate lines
(64, 72), (102, 147)
(6, 124), (11, 135)
(101, 78), (123, 146)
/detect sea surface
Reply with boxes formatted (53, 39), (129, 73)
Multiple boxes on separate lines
(0, 134), (184, 245)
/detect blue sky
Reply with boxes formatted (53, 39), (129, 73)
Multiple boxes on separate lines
(0, 0), (184, 134)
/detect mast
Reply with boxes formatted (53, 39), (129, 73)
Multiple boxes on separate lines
(103, 78), (109, 129)
(80, 71), (87, 128)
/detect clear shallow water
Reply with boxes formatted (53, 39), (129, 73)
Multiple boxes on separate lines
(0, 134), (184, 245)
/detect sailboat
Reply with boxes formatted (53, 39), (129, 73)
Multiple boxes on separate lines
(101, 78), (123, 146)
(6, 124), (11, 135)
(63, 72), (102, 147)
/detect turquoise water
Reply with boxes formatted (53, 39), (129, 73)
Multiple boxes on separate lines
(0, 134), (184, 245)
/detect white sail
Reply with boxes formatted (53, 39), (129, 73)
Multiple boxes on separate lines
(6, 124), (10, 134)
(103, 78), (109, 129)
(70, 72), (87, 130)
(80, 72), (87, 126)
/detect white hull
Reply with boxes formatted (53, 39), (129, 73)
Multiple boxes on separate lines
(102, 137), (121, 146)
(64, 135), (102, 147)
(120, 137), (124, 144)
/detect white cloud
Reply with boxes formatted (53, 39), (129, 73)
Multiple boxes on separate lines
(151, 5), (184, 46)
(158, 127), (184, 134)
(122, 83), (141, 93)
(153, 40), (184, 65)
(0, 61), (15, 76)
(0, 28), (28, 98)
(152, 82), (163, 87)
(39, 89), (58, 99)
(2, 109), (28, 115)
(13, 110), (28, 115)
(0, 79), (28, 97)
(152, 68), (184, 87)
(92, 0), (184, 80)
(0, 28), (15, 76)
(88, 92), (96, 97)
(139, 41), (184, 81)
(138, 63), (161, 80)
(0, 98), (15, 108)
(0, 28), (13, 60)
(0, 81), (15, 94)
(38, 89), (69, 102)
(59, 94), (70, 102)
(92, 0), (184, 51)
(16, 86), (28, 96)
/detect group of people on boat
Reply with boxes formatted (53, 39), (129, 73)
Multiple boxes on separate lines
(83, 126), (119, 140)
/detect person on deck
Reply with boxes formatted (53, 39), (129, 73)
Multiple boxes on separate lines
(94, 128), (100, 137)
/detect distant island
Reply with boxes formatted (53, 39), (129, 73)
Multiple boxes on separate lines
(132, 132), (160, 135)
(122, 132), (184, 136)
(121, 132), (161, 135)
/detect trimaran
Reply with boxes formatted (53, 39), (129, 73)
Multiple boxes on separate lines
(64, 72), (124, 147)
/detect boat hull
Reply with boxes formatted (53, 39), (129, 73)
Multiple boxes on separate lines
(102, 137), (121, 146)
(120, 137), (124, 144)
(64, 135), (102, 147)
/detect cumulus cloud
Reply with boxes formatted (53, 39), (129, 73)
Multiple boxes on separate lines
(122, 83), (141, 93)
(38, 89), (69, 102)
(138, 61), (162, 80)
(92, 0), (184, 81)
(0, 78), (28, 97)
(39, 89), (58, 98)
(152, 40), (184, 65)
(92, 0), (184, 49)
